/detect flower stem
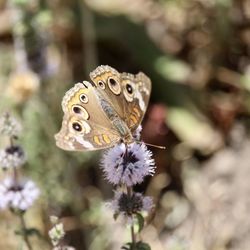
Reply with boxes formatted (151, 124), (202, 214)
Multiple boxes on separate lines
(124, 143), (137, 249)
(127, 186), (136, 249)
(130, 223), (136, 250)
(19, 213), (33, 250)
(10, 136), (14, 147)
(12, 165), (19, 192)
(9, 136), (19, 187)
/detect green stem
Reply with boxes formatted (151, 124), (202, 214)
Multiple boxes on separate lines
(78, 0), (98, 76)
(19, 213), (33, 250)
(131, 223), (136, 249)
(9, 136), (14, 148)
(9, 136), (19, 188)
(127, 186), (136, 249)
(124, 143), (136, 249)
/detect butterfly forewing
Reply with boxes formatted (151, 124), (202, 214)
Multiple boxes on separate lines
(55, 81), (120, 151)
(90, 65), (151, 133)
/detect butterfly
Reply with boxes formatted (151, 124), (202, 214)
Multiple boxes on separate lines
(55, 65), (151, 151)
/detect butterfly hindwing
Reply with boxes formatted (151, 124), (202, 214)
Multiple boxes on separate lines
(90, 65), (151, 133)
(89, 65), (124, 118)
(120, 71), (151, 132)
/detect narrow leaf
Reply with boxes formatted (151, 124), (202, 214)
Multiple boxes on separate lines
(136, 213), (144, 233)
(135, 241), (151, 250)
(121, 242), (132, 250)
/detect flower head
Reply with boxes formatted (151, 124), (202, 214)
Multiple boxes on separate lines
(109, 190), (154, 218)
(49, 219), (75, 250)
(101, 142), (155, 186)
(0, 177), (40, 211)
(0, 145), (26, 169)
(0, 112), (22, 137)
(7, 71), (40, 104)
(49, 222), (65, 246)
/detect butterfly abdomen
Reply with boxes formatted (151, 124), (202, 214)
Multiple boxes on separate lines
(112, 118), (131, 138)
(97, 91), (133, 141)
(99, 98), (117, 120)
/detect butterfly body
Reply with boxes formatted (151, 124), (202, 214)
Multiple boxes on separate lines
(55, 65), (151, 151)
(94, 88), (134, 142)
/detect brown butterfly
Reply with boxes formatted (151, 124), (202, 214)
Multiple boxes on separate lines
(55, 65), (151, 151)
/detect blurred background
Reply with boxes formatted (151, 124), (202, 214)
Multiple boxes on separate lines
(0, 0), (250, 249)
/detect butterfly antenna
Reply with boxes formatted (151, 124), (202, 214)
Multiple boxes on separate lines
(144, 142), (166, 149)
(135, 140), (166, 149)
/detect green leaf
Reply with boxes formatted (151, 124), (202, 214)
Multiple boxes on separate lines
(15, 228), (41, 237)
(25, 228), (41, 237)
(121, 242), (132, 249)
(10, 207), (26, 216)
(136, 213), (144, 233)
(155, 56), (191, 83)
(135, 241), (151, 250)
(113, 212), (120, 220)
(121, 241), (151, 250)
(14, 229), (23, 236)
(167, 107), (223, 154)
(11, 0), (30, 6)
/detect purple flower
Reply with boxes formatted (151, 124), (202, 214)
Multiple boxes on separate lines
(0, 145), (26, 169)
(0, 177), (40, 211)
(0, 112), (22, 137)
(108, 190), (154, 218)
(101, 142), (155, 186)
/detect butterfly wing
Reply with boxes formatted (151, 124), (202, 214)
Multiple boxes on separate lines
(89, 65), (124, 118)
(55, 81), (120, 151)
(120, 71), (151, 131)
(89, 65), (151, 133)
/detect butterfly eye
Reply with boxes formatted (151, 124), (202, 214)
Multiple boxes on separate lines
(109, 78), (116, 86)
(72, 106), (81, 114)
(72, 105), (90, 120)
(123, 82), (135, 102)
(98, 81), (105, 89)
(70, 120), (91, 134)
(108, 77), (121, 95)
(80, 94), (88, 103)
(126, 84), (133, 95)
(72, 122), (82, 132)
